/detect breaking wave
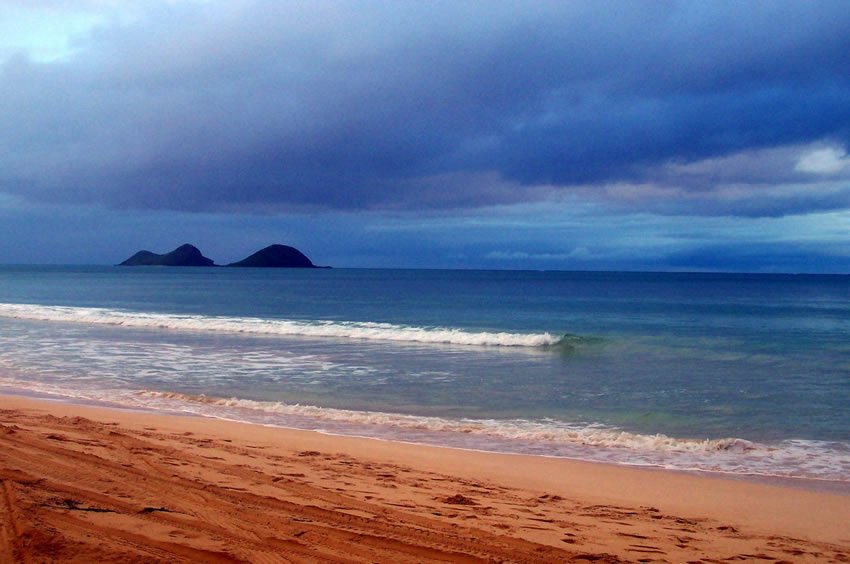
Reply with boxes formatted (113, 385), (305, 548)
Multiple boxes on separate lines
(0, 303), (567, 348)
(128, 391), (850, 483)
(136, 390), (756, 453)
(1, 377), (848, 484)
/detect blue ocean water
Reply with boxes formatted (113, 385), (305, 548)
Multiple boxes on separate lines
(0, 266), (848, 485)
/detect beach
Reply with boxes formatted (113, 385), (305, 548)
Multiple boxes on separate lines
(1, 394), (848, 563)
(1, 267), (849, 562)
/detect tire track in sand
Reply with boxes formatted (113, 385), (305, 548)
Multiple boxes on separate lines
(0, 411), (617, 563)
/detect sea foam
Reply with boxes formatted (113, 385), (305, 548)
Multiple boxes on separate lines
(126, 391), (850, 483)
(2, 376), (848, 484)
(0, 303), (563, 348)
(136, 390), (756, 453)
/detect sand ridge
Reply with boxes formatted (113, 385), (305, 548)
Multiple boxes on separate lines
(0, 397), (848, 563)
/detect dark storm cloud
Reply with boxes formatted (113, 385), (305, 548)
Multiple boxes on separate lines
(2, 0), (850, 215)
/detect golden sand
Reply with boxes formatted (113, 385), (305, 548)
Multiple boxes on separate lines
(1, 395), (848, 562)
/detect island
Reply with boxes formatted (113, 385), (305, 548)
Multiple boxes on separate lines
(228, 244), (318, 268)
(118, 243), (325, 268)
(118, 243), (215, 266)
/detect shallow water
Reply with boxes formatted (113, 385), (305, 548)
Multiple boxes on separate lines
(0, 266), (848, 484)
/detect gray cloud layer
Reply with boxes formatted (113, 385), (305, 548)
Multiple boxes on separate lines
(2, 1), (850, 216)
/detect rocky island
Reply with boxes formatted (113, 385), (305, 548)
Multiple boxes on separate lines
(118, 243), (215, 266)
(119, 243), (323, 268)
(227, 244), (317, 268)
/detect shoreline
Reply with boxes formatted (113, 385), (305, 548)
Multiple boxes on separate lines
(1, 393), (848, 562)
(2, 383), (848, 496)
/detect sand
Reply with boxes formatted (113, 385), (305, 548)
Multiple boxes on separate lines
(0, 395), (848, 563)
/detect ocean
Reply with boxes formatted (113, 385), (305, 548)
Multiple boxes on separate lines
(0, 266), (848, 489)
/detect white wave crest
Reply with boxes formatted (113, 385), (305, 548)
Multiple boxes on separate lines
(136, 390), (756, 454)
(0, 303), (562, 348)
(130, 391), (850, 483)
(2, 377), (848, 483)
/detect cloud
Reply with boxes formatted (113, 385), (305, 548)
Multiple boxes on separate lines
(486, 248), (591, 261)
(1, 1), (850, 217)
(795, 146), (849, 174)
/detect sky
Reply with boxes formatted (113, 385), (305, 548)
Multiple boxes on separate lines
(1, 1), (849, 272)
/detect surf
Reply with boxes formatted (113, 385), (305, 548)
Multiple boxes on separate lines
(0, 303), (571, 348)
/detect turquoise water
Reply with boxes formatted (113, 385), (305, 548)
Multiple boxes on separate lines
(0, 266), (848, 483)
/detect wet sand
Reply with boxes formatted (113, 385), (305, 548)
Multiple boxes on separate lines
(1, 394), (848, 563)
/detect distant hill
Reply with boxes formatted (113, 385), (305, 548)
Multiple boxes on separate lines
(228, 244), (318, 268)
(118, 244), (215, 267)
(119, 243), (324, 268)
